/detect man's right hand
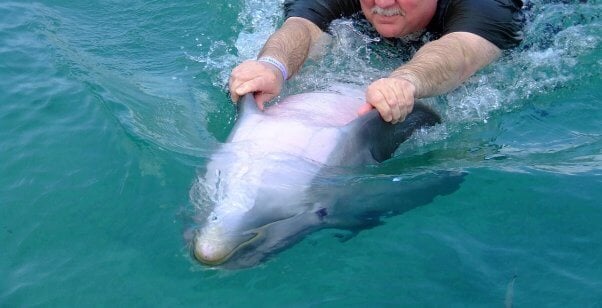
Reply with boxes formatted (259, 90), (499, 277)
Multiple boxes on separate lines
(358, 77), (417, 124)
(229, 60), (285, 110)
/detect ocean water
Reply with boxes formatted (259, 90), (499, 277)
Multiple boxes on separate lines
(1, 0), (601, 306)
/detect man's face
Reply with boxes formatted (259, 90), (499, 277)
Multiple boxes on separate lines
(360, 0), (437, 38)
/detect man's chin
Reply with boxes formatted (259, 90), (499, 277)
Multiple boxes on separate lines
(374, 24), (404, 38)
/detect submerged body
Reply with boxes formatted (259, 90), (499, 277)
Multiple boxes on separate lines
(192, 87), (450, 268)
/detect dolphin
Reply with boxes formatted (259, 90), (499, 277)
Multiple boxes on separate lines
(191, 87), (462, 268)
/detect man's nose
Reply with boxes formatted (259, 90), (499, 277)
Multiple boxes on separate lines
(374, 0), (397, 8)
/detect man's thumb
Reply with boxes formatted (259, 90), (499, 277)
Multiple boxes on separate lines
(357, 102), (374, 116)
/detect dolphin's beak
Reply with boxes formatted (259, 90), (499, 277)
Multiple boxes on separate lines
(193, 237), (230, 266)
(192, 227), (259, 266)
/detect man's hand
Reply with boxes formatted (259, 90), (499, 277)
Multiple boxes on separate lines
(358, 77), (416, 123)
(229, 60), (284, 110)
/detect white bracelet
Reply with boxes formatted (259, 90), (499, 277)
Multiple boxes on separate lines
(257, 56), (288, 81)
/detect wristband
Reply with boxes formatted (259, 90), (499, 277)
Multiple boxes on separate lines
(257, 56), (288, 81)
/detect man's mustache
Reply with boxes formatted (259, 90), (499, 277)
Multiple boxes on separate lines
(371, 6), (405, 17)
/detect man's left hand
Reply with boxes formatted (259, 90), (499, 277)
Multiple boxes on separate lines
(358, 77), (416, 124)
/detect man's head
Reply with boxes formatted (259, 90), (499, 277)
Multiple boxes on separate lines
(360, 0), (437, 38)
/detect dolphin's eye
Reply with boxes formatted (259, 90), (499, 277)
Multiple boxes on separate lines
(211, 215), (218, 221)
(315, 208), (328, 220)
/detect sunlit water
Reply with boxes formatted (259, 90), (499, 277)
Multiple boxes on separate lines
(1, 0), (601, 305)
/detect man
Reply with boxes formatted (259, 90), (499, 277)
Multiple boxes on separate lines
(229, 0), (525, 123)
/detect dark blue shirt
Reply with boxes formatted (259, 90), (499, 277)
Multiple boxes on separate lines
(284, 0), (525, 49)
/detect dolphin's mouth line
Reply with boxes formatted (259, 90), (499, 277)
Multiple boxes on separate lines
(195, 231), (260, 266)
(195, 213), (302, 266)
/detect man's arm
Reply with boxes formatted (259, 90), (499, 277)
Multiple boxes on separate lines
(229, 17), (323, 108)
(392, 32), (501, 98)
(360, 32), (501, 123)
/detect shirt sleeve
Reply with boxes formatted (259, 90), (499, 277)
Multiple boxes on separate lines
(283, 0), (362, 32)
(442, 0), (525, 49)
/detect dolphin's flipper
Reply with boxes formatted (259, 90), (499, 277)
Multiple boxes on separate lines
(238, 93), (262, 116)
(352, 102), (441, 162)
(334, 230), (361, 242)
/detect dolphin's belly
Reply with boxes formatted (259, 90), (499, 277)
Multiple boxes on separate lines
(230, 115), (343, 164)
(229, 90), (365, 164)
(263, 91), (365, 127)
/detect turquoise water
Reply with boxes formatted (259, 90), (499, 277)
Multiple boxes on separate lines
(1, 0), (601, 306)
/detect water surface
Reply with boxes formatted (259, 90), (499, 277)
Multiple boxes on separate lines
(1, 0), (601, 305)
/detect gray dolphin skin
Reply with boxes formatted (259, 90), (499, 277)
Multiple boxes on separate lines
(191, 87), (463, 268)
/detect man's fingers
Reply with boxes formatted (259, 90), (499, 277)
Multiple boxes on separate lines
(232, 77), (268, 101)
(230, 92), (239, 103)
(366, 85), (393, 122)
(376, 93), (393, 122)
(365, 78), (416, 123)
(386, 91), (402, 124)
(234, 80), (256, 96)
(230, 78), (260, 104)
(255, 92), (274, 110)
(385, 82), (404, 123)
(228, 60), (282, 105)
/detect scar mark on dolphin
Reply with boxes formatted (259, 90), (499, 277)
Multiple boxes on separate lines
(315, 208), (328, 220)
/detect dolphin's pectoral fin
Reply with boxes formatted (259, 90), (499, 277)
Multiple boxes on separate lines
(333, 217), (385, 242)
(327, 211), (386, 242)
(351, 102), (441, 163)
(333, 230), (358, 242)
(238, 93), (262, 116)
